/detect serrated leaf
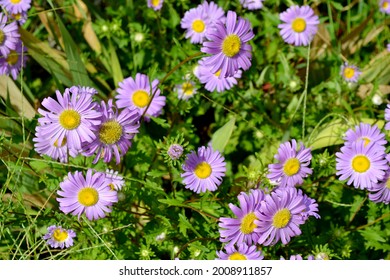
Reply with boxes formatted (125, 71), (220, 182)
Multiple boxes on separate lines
(210, 117), (235, 153)
(178, 213), (190, 237)
(158, 199), (185, 207)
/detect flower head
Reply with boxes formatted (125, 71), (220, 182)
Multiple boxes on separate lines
(10, 11), (28, 25)
(181, 146), (226, 193)
(216, 243), (264, 260)
(267, 139), (313, 188)
(380, 0), (390, 14)
(57, 169), (118, 221)
(368, 169), (390, 204)
(147, 0), (163, 11)
(0, 40), (27, 80)
(181, 6), (210, 44)
(105, 169), (125, 191)
(201, 10), (254, 77)
(168, 144), (184, 160)
(0, 0), (31, 15)
(219, 189), (264, 247)
(240, 0), (264, 10)
(340, 62), (361, 83)
(343, 123), (386, 151)
(43, 225), (76, 249)
(278, 5), (319, 46)
(176, 80), (197, 100)
(0, 12), (20, 57)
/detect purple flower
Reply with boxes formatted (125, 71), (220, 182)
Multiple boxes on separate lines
(384, 104), (390, 130)
(0, 41), (27, 80)
(219, 189), (264, 247)
(240, 0), (264, 10)
(43, 225), (76, 249)
(0, 12), (20, 57)
(168, 144), (184, 160)
(181, 146), (226, 193)
(343, 123), (386, 151)
(216, 243), (264, 260)
(368, 169), (390, 204)
(340, 62), (361, 83)
(200, 1), (225, 26)
(147, 0), (163, 11)
(175, 80), (197, 100)
(116, 73), (166, 121)
(82, 99), (140, 165)
(10, 11), (28, 25)
(278, 6), (319, 46)
(336, 141), (388, 190)
(255, 187), (306, 246)
(105, 169), (125, 191)
(0, 0), (31, 14)
(181, 6), (211, 44)
(57, 169), (118, 221)
(380, 0), (390, 14)
(267, 139), (313, 188)
(298, 188), (320, 220)
(201, 10), (254, 77)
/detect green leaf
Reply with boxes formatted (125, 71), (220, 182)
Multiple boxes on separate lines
(109, 40), (124, 87)
(210, 117), (235, 153)
(158, 199), (185, 207)
(178, 213), (190, 237)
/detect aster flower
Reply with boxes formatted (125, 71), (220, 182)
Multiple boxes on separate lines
(278, 5), (319, 46)
(384, 104), (390, 130)
(240, 0), (264, 10)
(181, 145), (226, 193)
(267, 139), (313, 188)
(340, 62), (361, 83)
(298, 188), (320, 220)
(335, 141), (388, 190)
(380, 0), (390, 14)
(181, 6), (210, 44)
(105, 169), (125, 191)
(116, 73), (166, 121)
(219, 189), (264, 247)
(82, 99), (140, 164)
(0, 41), (27, 80)
(57, 169), (118, 221)
(368, 169), (390, 204)
(343, 123), (386, 151)
(10, 11), (28, 25)
(147, 0), (163, 11)
(201, 10), (254, 77)
(176, 80), (197, 100)
(37, 87), (101, 151)
(0, 0), (31, 14)
(168, 144), (184, 160)
(0, 13), (20, 57)
(196, 58), (242, 93)
(216, 243), (264, 260)
(43, 225), (76, 249)
(256, 187), (307, 246)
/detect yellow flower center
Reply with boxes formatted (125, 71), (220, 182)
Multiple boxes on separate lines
(240, 212), (257, 234)
(53, 228), (68, 242)
(386, 178), (390, 190)
(343, 67), (355, 79)
(59, 109), (81, 130)
(359, 137), (370, 147)
(214, 70), (222, 77)
(6, 51), (19, 66)
(222, 34), (241, 58)
(228, 252), (247, 260)
(383, 2), (389, 9)
(78, 187), (99, 207)
(12, 13), (22, 20)
(54, 137), (67, 148)
(351, 155), (370, 173)
(11, 0), (21, 4)
(182, 82), (194, 96)
(291, 18), (307, 33)
(151, 0), (160, 7)
(132, 90), (150, 108)
(192, 19), (205, 33)
(109, 183), (116, 190)
(99, 120), (123, 145)
(194, 161), (212, 179)
(283, 158), (301, 176)
(272, 208), (291, 229)
(0, 30), (5, 45)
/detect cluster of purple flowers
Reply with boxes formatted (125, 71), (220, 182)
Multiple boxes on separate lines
(336, 122), (390, 204)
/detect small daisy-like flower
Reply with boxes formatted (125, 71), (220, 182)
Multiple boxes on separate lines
(116, 73), (166, 121)
(278, 5), (320, 46)
(368, 169), (390, 204)
(384, 104), (390, 130)
(82, 99), (140, 164)
(216, 243), (264, 260)
(181, 6), (210, 44)
(256, 187), (307, 246)
(57, 169), (118, 221)
(240, 0), (264, 10)
(0, 13), (20, 57)
(343, 123), (386, 151)
(380, 0), (390, 14)
(10, 11), (28, 25)
(267, 139), (313, 188)
(201, 10), (254, 77)
(43, 225), (76, 249)
(147, 0), (163, 11)
(219, 189), (264, 247)
(168, 144), (184, 160)
(37, 87), (101, 151)
(181, 146), (226, 193)
(176, 80), (197, 100)
(196, 58), (242, 93)
(105, 169), (125, 191)
(335, 141), (388, 190)
(0, 41), (27, 80)
(340, 62), (361, 83)
(298, 188), (320, 220)
(0, 0), (31, 15)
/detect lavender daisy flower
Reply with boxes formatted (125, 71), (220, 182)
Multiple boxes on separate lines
(385, 104), (390, 130)
(216, 243), (264, 260)
(0, 0), (31, 14)
(201, 10), (254, 77)
(278, 6), (319, 46)
(368, 169), (390, 204)
(181, 6), (210, 44)
(43, 225), (76, 249)
(116, 73), (166, 121)
(168, 144), (184, 160)
(147, 0), (163, 11)
(336, 141), (388, 190)
(57, 169), (118, 221)
(343, 123), (386, 151)
(82, 99), (140, 164)
(240, 0), (264, 10)
(196, 58), (242, 93)
(37, 87), (101, 151)
(340, 62), (361, 83)
(181, 146), (226, 193)
(105, 169), (125, 191)
(298, 188), (320, 220)
(176, 80), (197, 100)
(0, 41), (27, 80)
(256, 187), (307, 246)
(200, 1), (225, 26)
(10, 11), (28, 25)
(0, 13), (20, 57)
(267, 139), (313, 188)
(219, 189), (264, 247)
(380, 0), (390, 14)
